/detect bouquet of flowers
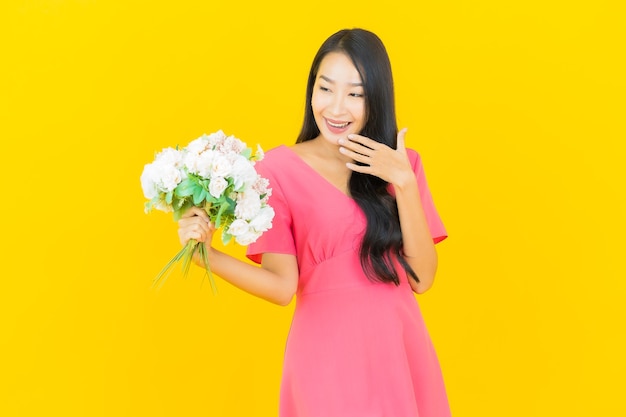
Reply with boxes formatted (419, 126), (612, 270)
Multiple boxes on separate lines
(140, 130), (274, 290)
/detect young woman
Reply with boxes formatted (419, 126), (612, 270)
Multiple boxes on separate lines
(178, 28), (451, 417)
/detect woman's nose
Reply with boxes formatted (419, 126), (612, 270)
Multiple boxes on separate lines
(329, 94), (346, 115)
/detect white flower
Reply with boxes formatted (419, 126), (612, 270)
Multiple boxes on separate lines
(208, 176), (228, 199)
(140, 147), (185, 199)
(234, 191), (262, 220)
(227, 219), (251, 237)
(230, 154), (259, 191)
(185, 135), (210, 155)
(252, 176), (271, 201)
(184, 149), (216, 177)
(159, 163), (184, 192)
(235, 230), (262, 246)
(205, 130), (228, 148)
(210, 153), (232, 178)
(156, 147), (185, 166)
(218, 134), (247, 155)
(227, 219), (262, 245)
(249, 206), (275, 232)
(140, 163), (159, 199)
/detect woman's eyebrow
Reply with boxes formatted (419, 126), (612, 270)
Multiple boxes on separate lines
(319, 74), (363, 87)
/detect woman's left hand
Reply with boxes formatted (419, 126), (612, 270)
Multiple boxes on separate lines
(338, 128), (414, 187)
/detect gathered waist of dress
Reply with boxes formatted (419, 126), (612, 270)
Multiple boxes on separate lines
(296, 250), (413, 297)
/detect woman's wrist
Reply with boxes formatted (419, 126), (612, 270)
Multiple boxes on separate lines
(392, 171), (418, 194)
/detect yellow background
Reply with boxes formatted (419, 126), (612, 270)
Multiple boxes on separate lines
(1, 1), (624, 416)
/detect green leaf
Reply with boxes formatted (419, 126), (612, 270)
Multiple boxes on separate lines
(175, 178), (197, 197)
(221, 232), (232, 246)
(214, 201), (230, 229)
(193, 187), (206, 205)
(173, 200), (193, 221)
(172, 195), (185, 210)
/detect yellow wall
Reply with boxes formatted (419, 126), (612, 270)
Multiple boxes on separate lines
(1, 1), (624, 416)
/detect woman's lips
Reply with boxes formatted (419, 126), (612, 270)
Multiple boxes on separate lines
(325, 118), (351, 133)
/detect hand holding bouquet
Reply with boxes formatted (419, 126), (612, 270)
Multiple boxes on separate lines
(140, 130), (274, 290)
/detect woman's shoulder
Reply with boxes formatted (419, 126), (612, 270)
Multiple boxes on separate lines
(259, 144), (291, 161)
(254, 144), (296, 176)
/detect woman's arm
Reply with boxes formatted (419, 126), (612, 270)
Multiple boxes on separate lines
(179, 207), (299, 305)
(392, 171), (438, 293)
(339, 128), (438, 293)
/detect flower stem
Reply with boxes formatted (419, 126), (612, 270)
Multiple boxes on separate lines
(151, 239), (217, 293)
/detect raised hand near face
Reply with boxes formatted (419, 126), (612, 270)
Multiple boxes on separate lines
(338, 128), (415, 189)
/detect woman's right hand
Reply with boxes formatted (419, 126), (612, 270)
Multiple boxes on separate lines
(178, 207), (298, 306)
(178, 206), (214, 246)
(178, 207), (214, 268)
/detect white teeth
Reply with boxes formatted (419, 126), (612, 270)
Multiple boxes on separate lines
(328, 121), (349, 128)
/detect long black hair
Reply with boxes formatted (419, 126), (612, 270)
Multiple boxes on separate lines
(296, 28), (419, 285)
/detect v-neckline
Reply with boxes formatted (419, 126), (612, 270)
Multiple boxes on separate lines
(280, 145), (353, 200)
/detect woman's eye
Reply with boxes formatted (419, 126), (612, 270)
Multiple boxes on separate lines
(350, 93), (364, 98)
(319, 86), (330, 92)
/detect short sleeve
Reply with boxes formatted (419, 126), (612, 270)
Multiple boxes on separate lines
(408, 149), (448, 244)
(246, 159), (297, 264)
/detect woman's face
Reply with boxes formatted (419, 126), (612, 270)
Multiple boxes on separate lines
(311, 52), (366, 145)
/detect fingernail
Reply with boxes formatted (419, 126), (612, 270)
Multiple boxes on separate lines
(347, 134), (354, 139)
(338, 138), (344, 145)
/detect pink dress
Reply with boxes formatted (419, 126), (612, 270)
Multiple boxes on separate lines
(247, 145), (451, 417)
